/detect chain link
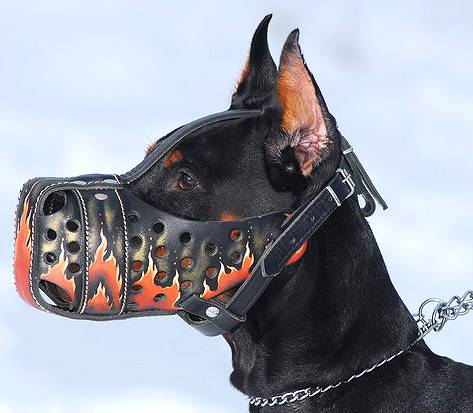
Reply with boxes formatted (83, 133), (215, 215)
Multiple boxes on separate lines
(414, 290), (473, 335)
(248, 290), (473, 408)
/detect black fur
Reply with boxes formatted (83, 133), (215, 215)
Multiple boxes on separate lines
(131, 15), (473, 413)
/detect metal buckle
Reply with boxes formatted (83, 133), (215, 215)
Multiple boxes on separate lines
(337, 168), (356, 198)
(326, 168), (356, 207)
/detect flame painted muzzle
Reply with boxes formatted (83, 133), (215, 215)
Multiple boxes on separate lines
(14, 109), (386, 335)
(13, 110), (301, 322)
(14, 174), (289, 319)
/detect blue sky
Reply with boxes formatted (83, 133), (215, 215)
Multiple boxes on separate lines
(0, 1), (472, 412)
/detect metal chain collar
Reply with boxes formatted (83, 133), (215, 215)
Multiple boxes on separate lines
(248, 290), (473, 408)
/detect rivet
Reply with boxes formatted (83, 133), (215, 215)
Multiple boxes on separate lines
(205, 306), (220, 318)
(95, 193), (108, 201)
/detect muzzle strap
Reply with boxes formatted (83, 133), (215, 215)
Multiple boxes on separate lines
(179, 159), (359, 335)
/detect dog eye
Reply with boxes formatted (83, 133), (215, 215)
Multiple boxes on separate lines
(178, 172), (198, 190)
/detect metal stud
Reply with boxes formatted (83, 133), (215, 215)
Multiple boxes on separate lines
(205, 306), (220, 318)
(94, 193), (108, 201)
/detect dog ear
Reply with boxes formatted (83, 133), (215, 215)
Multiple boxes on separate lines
(275, 29), (331, 177)
(230, 14), (278, 110)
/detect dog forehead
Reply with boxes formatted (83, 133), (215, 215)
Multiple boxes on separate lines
(171, 116), (266, 161)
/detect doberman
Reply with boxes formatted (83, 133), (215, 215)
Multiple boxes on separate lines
(131, 15), (473, 413)
(14, 14), (473, 413)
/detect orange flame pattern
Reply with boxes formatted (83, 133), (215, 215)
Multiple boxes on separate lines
(14, 196), (39, 307)
(201, 243), (254, 300)
(87, 282), (111, 312)
(286, 241), (308, 265)
(130, 252), (181, 311)
(40, 246), (76, 303)
(85, 230), (122, 314)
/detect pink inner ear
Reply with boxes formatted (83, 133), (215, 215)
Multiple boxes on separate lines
(296, 126), (329, 176)
(278, 48), (329, 176)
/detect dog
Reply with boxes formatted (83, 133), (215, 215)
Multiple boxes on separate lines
(129, 15), (473, 412)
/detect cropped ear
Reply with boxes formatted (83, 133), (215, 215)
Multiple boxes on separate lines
(276, 30), (331, 176)
(230, 15), (278, 110)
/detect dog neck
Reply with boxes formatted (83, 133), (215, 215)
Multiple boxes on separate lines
(226, 197), (419, 409)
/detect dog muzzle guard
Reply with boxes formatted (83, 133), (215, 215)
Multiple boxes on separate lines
(13, 109), (387, 336)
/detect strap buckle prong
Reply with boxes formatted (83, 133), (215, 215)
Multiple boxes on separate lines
(326, 169), (356, 207)
(337, 168), (356, 198)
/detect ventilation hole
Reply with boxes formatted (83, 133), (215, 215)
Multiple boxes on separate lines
(127, 301), (138, 310)
(44, 252), (57, 264)
(66, 220), (79, 232)
(45, 229), (57, 241)
(230, 251), (242, 265)
(154, 271), (167, 284)
(205, 266), (218, 278)
(230, 229), (242, 241)
(180, 232), (192, 244)
(154, 293), (166, 302)
(66, 241), (80, 254)
(181, 280), (191, 289)
(153, 222), (164, 234)
(130, 236), (143, 249)
(131, 260), (143, 271)
(67, 263), (81, 274)
(43, 191), (66, 215)
(128, 214), (139, 223)
(205, 243), (218, 256)
(156, 245), (167, 258)
(131, 284), (143, 293)
(39, 280), (72, 308)
(181, 257), (193, 270)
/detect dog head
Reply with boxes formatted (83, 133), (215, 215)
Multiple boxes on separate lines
(132, 14), (340, 234)
(13, 15), (348, 324)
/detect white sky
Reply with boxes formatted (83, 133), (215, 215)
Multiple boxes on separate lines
(0, 1), (472, 412)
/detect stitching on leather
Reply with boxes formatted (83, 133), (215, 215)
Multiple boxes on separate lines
(25, 179), (114, 314)
(13, 179), (35, 297)
(76, 190), (90, 314)
(29, 180), (79, 310)
(273, 194), (335, 273)
(114, 187), (129, 315)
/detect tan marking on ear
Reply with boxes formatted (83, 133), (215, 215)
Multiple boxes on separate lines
(278, 52), (325, 136)
(146, 143), (157, 156)
(238, 54), (251, 86)
(220, 213), (241, 222)
(278, 45), (329, 176)
(163, 150), (183, 168)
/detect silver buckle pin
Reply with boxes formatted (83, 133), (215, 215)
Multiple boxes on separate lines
(337, 168), (356, 197)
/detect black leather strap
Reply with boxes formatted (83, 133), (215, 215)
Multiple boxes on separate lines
(121, 109), (262, 184)
(340, 135), (387, 217)
(179, 295), (246, 335)
(179, 162), (357, 335)
(227, 167), (354, 317)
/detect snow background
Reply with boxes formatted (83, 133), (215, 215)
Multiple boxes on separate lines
(0, 1), (472, 412)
